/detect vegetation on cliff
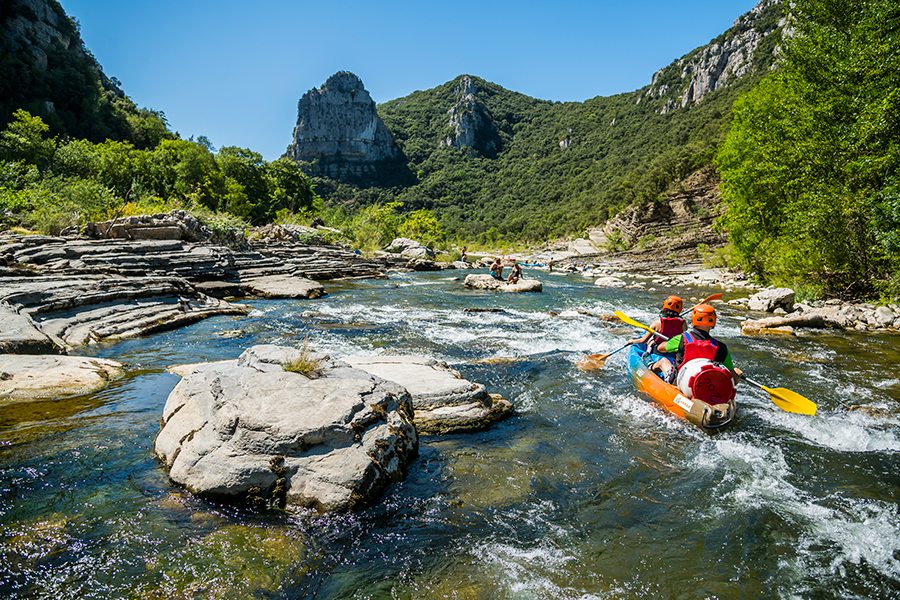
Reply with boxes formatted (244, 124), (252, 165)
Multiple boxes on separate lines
(716, 0), (900, 298)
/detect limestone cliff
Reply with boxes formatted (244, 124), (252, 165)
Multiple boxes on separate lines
(441, 76), (502, 158)
(641, 0), (784, 113)
(290, 72), (408, 186)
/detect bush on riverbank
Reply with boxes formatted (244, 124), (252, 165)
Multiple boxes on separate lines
(716, 0), (900, 300)
(0, 110), (316, 234)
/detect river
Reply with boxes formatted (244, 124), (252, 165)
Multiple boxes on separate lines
(1, 271), (897, 598)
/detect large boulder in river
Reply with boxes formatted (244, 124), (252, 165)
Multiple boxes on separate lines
(747, 288), (795, 312)
(0, 354), (124, 402)
(464, 274), (542, 293)
(384, 237), (435, 260)
(343, 355), (513, 434)
(155, 345), (418, 512)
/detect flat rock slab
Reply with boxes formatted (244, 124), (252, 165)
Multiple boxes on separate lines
(343, 355), (513, 435)
(0, 303), (60, 354)
(0, 354), (124, 402)
(464, 274), (542, 293)
(156, 345), (417, 512)
(241, 275), (325, 299)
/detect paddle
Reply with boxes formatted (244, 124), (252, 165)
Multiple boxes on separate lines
(740, 377), (818, 416)
(612, 310), (817, 416)
(576, 341), (632, 370)
(680, 293), (723, 316)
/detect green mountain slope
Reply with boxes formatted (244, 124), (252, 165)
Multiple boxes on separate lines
(0, 0), (169, 147)
(319, 0), (784, 245)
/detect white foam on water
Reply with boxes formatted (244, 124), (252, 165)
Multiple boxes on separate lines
(693, 438), (900, 582)
(874, 378), (899, 390)
(473, 539), (603, 599)
(752, 407), (900, 452)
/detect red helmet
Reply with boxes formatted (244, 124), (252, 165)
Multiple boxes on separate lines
(662, 295), (683, 313)
(692, 304), (717, 328)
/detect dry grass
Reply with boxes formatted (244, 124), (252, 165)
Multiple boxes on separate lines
(281, 341), (323, 378)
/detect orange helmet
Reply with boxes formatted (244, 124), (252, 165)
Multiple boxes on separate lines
(662, 295), (683, 313)
(692, 304), (717, 328)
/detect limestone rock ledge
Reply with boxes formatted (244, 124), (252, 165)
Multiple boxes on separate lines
(464, 274), (542, 293)
(344, 355), (513, 435)
(0, 354), (124, 402)
(155, 345), (418, 512)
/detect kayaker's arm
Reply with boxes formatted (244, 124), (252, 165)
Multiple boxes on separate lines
(722, 353), (743, 384)
(627, 319), (660, 346)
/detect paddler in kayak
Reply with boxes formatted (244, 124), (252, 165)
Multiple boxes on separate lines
(625, 296), (686, 350)
(652, 304), (743, 402)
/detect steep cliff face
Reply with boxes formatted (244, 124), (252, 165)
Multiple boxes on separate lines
(441, 76), (502, 158)
(290, 72), (408, 186)
(0, 0), (165, 145)
(642, 0), (783, 113)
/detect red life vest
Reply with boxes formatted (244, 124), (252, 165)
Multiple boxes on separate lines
(655, 317), (685, 346)
(678, 331), (720, 369)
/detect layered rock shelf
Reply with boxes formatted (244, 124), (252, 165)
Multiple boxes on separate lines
(156, 345), (418, 512)
(0, 354), (124, 402)
(344, 355), (513, 434)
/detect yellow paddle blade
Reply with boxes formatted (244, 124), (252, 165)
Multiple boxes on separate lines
(614, 310), (654, 333)
(763, 385), (817, 416)
(577, 354), (609, 371)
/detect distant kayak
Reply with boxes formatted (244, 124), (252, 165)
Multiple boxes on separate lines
(626, 343), (736, 430)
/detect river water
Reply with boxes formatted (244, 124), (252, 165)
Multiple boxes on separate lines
(1, 271), (897, 598)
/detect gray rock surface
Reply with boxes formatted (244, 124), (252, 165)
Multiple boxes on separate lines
(343, 355), (513, 434)
(241, 275), (325, 299)
(0, 302), (59, 353)
(747, 288), (796, 312)
(0, 354), (123, 402)
(593, 276), (627, 288)
(290, 72), (404, 184)
(441, 76), (501, 158)
(384, 238), (435, 260)
(464, 274), (542, 293)
(0, 274), (245, 349)
(155, 345), (418, 512)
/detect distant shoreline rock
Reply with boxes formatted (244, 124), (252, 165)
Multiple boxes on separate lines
(464, 274), (542, 293)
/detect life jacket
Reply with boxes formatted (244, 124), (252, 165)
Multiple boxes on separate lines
(678, 331), (719, 369)
(655, 317), (685, 346)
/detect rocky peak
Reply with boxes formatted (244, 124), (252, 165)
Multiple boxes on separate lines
(441, 76), (501, 158)
(290, 71), (405, 185)
(642, 0), (784, 113)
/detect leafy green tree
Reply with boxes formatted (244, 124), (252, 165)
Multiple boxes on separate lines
(0, 109), (56, 167)
(216, 146), (268, 221)
(398, 208), (445, 247)
(263, 156), (314, 220)
(716, 0), (900, 298)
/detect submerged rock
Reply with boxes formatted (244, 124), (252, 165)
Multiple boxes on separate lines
(155, 345), (417, 512)
(344, 355), (513, 434)
(0, 354), (124, 402)
(464, 274), (542, 293)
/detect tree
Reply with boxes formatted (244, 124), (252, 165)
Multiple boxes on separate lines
(263, 156), (314, 220)
(0, 109), (56, 168)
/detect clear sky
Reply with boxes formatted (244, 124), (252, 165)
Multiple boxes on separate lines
(60, 0), (758, 159)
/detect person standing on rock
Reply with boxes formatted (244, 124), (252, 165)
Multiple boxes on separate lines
(626, 296), (686, 349)
(460, 246), (468, 263)
(506, 260), (523, 284)
(652, 304), (743, 391)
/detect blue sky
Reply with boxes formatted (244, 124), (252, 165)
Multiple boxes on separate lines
(61, 0), (758, 159)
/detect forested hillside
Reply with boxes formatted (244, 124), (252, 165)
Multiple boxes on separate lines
(316, 1), (785, 245)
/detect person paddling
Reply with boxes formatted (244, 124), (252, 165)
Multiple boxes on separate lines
(625, 296), (686, 350)
(652, 304), (742, 393)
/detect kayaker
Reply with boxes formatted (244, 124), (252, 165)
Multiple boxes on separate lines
(507, 260), (523, 284)
(625, 296), (686, 348)
(652, 304), (743, 388)
(489, 257), (504, 280)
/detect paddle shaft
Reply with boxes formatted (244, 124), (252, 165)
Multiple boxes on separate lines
(680, 293), (723, 317)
